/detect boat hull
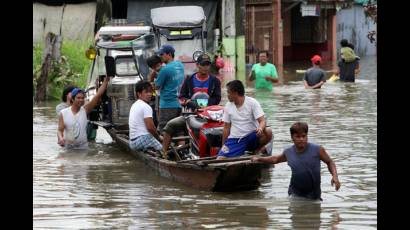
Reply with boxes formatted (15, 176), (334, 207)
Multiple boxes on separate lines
(107, 129), (264, 192)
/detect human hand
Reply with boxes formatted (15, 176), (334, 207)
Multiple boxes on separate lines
(183, 99), (191, 106)
(331, 176), (341, 191)
(250, 156), (260, 163)
(256, 127), (264, 136)
(58, 138), (65, 147)
(104, 74), (111, 83)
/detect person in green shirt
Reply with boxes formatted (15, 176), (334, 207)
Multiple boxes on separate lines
(248, 51), (279, 91)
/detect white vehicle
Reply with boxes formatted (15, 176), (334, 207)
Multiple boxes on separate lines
(85, 25), (156, 127)
(151, 5), (207, 77)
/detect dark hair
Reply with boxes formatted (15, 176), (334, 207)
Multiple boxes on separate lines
(347, 43), (355, 50)
(61, 85), (76, 102)
(258, 50), (269, 57)
(146, 55), (162, 69)
(226, 80), (245, 96)
(134, 81), (153, 97)
(340, 39), (349, 47)
(290, 122), (309, 136)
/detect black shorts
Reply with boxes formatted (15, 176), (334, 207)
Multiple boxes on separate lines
(158, 108), (181, 133)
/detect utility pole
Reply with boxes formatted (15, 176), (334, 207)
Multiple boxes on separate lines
(272, 0), (283, 83)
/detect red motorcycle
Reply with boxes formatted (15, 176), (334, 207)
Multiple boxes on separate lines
(176, 94), (273, 160)
(185, 104), (224, 158)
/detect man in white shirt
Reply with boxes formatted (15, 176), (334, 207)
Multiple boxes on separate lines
(129, 81), (162, 151)
(217, 80), (273, 159)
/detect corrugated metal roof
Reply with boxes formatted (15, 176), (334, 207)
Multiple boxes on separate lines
(247, 0), (354, 4)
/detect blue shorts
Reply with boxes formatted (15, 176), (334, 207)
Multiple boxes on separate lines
(217, 131), (259, 158)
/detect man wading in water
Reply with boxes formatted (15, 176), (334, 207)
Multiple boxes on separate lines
(251, 122), (341, 200)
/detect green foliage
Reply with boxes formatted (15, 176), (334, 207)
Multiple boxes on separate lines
(33, 39), (93, 100)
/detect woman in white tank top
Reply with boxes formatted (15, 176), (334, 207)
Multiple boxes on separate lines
(60, 106), (88, 149)
(57, 76), (110, 149)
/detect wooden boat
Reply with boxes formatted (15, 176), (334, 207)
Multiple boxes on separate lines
(85, 23), (269, 192)
(105, 128), (268, 192)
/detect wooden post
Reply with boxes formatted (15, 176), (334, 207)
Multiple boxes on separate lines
(325, 9), (337, 70)
(251, 5), (255, 64)
(35, 32), (61, 102)
(330, 10), (337, 66)
(272, 0), (283, 83)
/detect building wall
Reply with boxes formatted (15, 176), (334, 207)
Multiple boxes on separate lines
(33, 2), (97, 43)
(336, 4), (376, 57)
(221, 0), (247, 82)
(283, 10), (291, 47)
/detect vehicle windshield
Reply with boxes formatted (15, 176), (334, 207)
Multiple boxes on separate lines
(159, 34), (203, 63)
(159, 34), (203, 76)
(95, 33), (156, 79)
(115, 56), (138, 76)
(109, 47), (155, 79)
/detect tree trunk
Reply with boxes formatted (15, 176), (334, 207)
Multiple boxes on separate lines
(35, 32), (61, 102)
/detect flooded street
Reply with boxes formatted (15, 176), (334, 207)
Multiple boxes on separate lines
(33, 56), (376, 229)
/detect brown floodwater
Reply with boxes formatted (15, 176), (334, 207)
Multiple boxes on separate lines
(34, 56), (376, 229)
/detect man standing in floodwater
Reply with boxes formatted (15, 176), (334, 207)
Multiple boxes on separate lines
(248, 51), (279, 91)
(303, 55), (326, 89)
(336, 39), (360, 82)
(251, 122), (340, 200)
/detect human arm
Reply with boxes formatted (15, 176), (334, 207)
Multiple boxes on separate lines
(248, 71), (255, 81)
(178, 77), (191, 106)
(144, 117), (161, 141)
(253, 99), (266, 136)
(265, 76), (279, 83)
(57, 114), (65, 146)
(221, 122), (231, 145)
(310, 81), (325, 89)
(303, 71), (311, 89)
(319, 146), (341, 191)
(251, 152), (287, 164)
(208, 77), (221, 106)
(249, 65), (256, 81)
(304, 80), (312, 89)
(354, 61), (360, 76)
(310, 71), (326, 89)
(265, 64), (279, 83)
(148, 70), (158, 83)
(255, 116), (267, 137)
(84, 76), (110, 114)
(335, 62), (341, 76)
(154, 67), (172, 90)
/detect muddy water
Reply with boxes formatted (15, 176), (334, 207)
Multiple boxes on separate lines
(33, 56), (376, 229)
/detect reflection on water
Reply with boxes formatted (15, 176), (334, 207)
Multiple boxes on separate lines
(34, 56), (376, 229)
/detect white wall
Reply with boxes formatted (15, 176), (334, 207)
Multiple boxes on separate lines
(33, 2), (96, 44)
(336, 5), (376, 57)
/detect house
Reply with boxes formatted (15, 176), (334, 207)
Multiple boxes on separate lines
(244, 0), (355, 79)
